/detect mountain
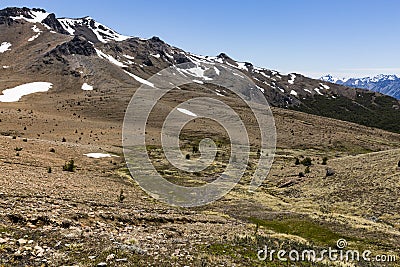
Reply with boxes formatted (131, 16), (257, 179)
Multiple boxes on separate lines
(1, 7), (400, 266)
(1, 7), (400, 133)
(321, 74), (400, 99)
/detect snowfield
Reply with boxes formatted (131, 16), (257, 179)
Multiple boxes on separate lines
(0, 82), (53, 102)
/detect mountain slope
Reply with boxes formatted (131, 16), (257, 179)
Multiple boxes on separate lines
(321, 74), (400, 99)
(1, 7), (400, 133)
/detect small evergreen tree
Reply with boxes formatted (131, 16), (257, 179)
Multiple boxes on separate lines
(295, 157), (300, 165)
(118, 189), (125, 203)
(305, 166), (310, 174)
(301, 157), (312, 166)
(322, 157), (328, 165)
(63, 159), (76, 172)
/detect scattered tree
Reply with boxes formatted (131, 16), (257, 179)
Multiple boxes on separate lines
(295, 157), (300, 165)
(49, 148), (56, 153)
(47, 167), (52, 173)
(185, 154), (190, 160)
(62, 137), (66, 142)
(322, 157), (328, 165)
(298, 172), (305, 177)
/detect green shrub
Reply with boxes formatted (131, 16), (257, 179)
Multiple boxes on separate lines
(63, 159), (76, 172)
(301, 157), (312, 166)
(305, 166), (310, 174)
(118, 189), (125, 203)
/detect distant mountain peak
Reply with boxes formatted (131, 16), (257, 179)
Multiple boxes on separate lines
(320, 74), (400, 99)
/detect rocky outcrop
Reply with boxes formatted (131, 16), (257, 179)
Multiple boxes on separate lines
(42, 13), (69, 35)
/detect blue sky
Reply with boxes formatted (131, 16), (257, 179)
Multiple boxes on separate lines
(2, 0), (400, 78)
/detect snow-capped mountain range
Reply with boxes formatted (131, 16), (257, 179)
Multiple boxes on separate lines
(321, 74), (400, 99)
(1, 7), (400, 133)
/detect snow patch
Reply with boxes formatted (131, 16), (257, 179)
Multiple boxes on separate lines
(256, 85), (265, 93)
(237, 62), (248, 71)
(81, 83), (93, 91)
(290, 90), (298, 96)
(28, 25), (42, 42)
(319, 83), (330, 90)
(95, 49), (127, 67)
(123, 54), (135, 60)
(123, 70), (154, 87)
(304, 89), (312, 94)
(84, 153), (118, 159)
(0, 42), (11, 53)
(214, 66), (220, 75)
(11, 10), (50, 23)
(151, 53), (160, 58)
(288, 74), (296, 84)
(177, 108), (197, 117)
(314, 88), (323, 95)
(179, 65), (213, 81)
(0, 82), (53, 102)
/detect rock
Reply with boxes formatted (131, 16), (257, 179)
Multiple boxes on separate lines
(17, 238), (27, 245)
(34, 245), (45, 257)
(106, 253), (115, 261)
(14, 250), (22, 257)
(326, 168), (335, 177)
(23, 246), (32, 251)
